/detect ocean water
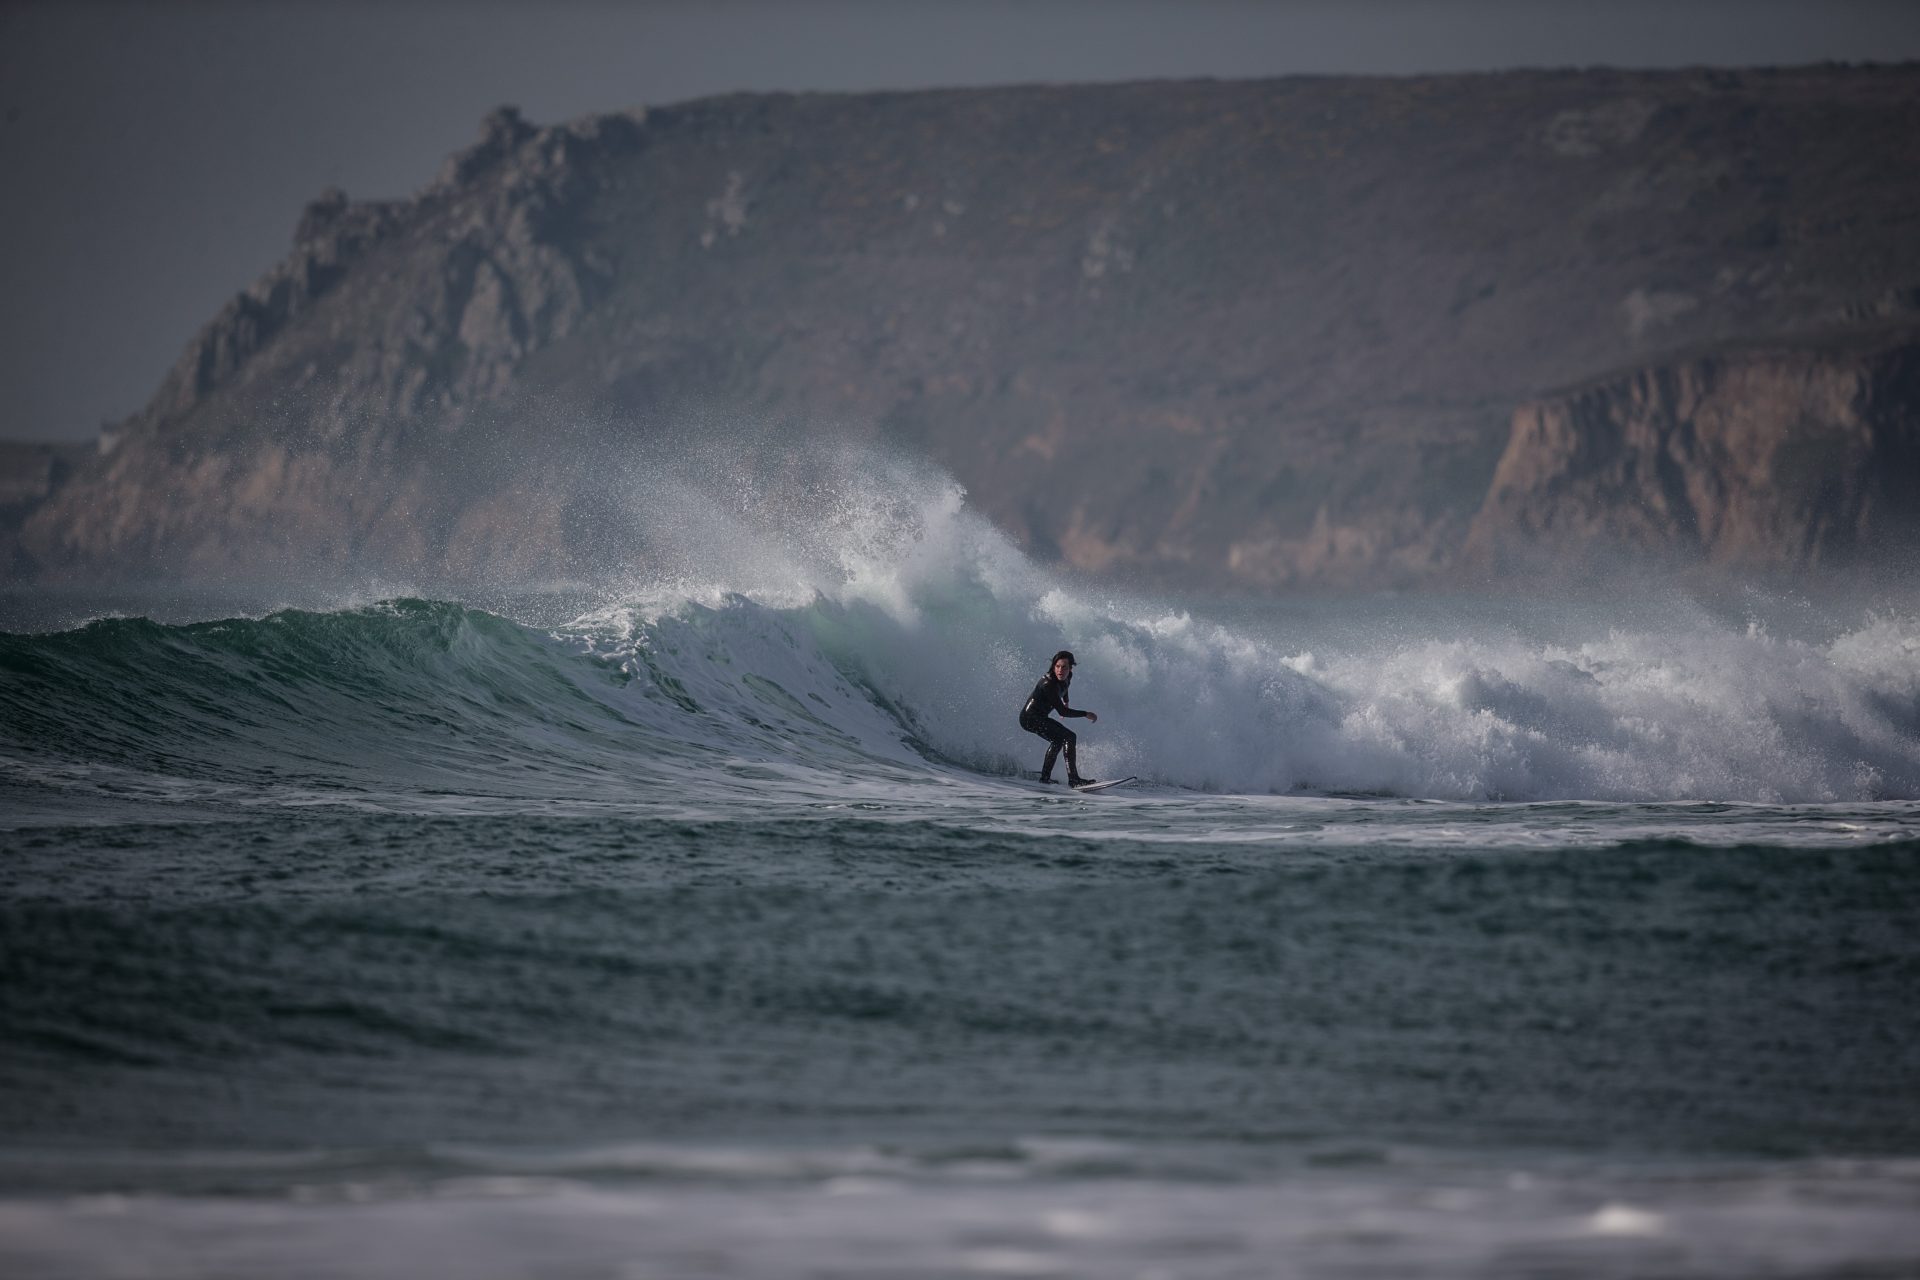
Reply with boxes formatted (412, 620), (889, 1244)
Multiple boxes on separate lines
(3, 456), (1918, 1278)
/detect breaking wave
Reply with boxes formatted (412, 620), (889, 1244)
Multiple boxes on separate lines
(4, 449), (1917, 804)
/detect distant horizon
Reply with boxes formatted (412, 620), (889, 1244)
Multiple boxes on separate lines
(6, 0), (1920, 443)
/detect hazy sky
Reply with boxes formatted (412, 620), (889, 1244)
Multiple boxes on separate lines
(4, 0), (1918, 442)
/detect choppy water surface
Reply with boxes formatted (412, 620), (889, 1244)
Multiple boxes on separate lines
(3, 460), (1917, 1277)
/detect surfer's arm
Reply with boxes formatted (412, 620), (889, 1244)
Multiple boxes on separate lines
(1031, 677), (1096, 722)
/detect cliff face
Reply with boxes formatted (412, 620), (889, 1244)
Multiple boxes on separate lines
(1466, 334), (1920, 571)
(10, 108), (633, 580)
(9, 66), (1920, 588)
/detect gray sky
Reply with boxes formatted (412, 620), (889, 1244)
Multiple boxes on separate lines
(4, 0), (1919, 442)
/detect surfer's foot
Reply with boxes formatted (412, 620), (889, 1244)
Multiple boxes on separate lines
(1037, 774), (1059, 785)
(1069, 776), (1094, 787)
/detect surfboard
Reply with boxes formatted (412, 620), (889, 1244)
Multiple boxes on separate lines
(1072, 776), (1136, 793)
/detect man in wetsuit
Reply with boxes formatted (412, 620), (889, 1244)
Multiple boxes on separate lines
(1019, 649), (1098, 786)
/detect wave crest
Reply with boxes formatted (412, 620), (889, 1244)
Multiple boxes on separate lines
(5, 451), (1917, 803)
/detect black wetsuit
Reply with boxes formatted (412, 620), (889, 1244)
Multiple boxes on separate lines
(1018, 672), (1089, 781)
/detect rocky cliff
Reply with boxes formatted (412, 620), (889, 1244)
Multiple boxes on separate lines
(1466, 330), (1920, 571)
(8, 65), (1920, 588)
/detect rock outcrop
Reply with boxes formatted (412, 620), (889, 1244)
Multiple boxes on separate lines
(141, 106), (624, 437)
(7, 67), (1920, 588)
(1466, 332), (1920, 572)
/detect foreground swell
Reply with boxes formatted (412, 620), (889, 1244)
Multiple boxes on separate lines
(3, 813), (1919, 1280)
(5, 818), (1915, 1154)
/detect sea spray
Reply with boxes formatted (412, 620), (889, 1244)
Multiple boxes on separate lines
(574, 447), (1920, 800)
(4, 448), (1918, 804)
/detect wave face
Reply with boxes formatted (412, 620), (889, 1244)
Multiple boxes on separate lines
(4, 449), (1919, 807)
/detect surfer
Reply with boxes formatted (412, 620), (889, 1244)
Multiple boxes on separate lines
(1019, 649), (1098, 786)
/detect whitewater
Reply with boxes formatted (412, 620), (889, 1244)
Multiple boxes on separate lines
(3, 448), (1918, 1278)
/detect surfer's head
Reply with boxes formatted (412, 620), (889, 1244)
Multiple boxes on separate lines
(1050, 650), (1076, 681)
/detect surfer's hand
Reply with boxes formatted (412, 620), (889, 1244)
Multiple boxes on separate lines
(1086, 711), (1098, 723)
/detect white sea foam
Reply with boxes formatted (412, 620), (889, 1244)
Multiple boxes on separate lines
(4, 1148), (1918, 1280)
(572, 446), (1920, 802)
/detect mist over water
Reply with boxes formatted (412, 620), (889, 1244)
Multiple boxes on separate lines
(25, 441), (1912, 804)
(4, 442), (1919, 1278)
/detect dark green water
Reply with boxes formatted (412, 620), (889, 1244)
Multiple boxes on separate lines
(2, 585), (1917, 1278)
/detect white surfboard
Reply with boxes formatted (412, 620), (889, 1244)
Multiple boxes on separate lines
(1071, 776), (1137, 793)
